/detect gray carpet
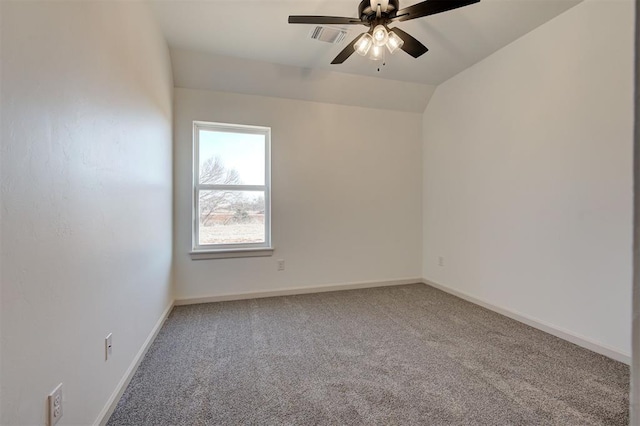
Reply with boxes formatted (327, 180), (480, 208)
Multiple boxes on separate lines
(107, 284), (629, 425)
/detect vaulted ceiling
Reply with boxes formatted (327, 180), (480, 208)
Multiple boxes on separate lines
(150, 0), (582, 86)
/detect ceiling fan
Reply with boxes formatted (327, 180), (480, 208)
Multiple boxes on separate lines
(289, 0), (479, 64)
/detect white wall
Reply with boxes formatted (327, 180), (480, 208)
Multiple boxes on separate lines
(422, 0), (634, 357)
(632, 0), (640, 417)
(0, 2), (173, 424)
(174, 88), (422, 300)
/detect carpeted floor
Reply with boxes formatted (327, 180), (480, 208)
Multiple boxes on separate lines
(107, 284), (629, 425)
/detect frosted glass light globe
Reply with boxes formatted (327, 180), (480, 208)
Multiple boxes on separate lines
(372, 25), (389, 47)
(354, 33), (373, 56)
(386, 31), (404, 54)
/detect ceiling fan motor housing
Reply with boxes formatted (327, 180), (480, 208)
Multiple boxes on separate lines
(358, 0), (400, 22)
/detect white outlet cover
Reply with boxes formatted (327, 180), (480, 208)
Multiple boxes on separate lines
(48, 383), (63, 426)
(105, 333), (113, 361)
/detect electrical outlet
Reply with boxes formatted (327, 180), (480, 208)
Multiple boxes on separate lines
(438, 256), (444, 267)
(48, 383), (63, 426)
(105, 333), (112, 361)
(277, 259), (285, 271)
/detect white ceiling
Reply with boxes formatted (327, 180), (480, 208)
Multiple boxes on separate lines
(170, 48), (437, 112)
(150, 0), (581, 86)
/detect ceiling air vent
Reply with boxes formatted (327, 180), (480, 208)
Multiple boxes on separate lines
(310, 26), (347, 44)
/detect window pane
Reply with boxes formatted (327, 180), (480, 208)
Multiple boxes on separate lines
(198, 130), (265, 186)
(198, 190), (265, 245)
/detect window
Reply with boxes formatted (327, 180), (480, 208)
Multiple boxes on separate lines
(192, 121), (272, 259)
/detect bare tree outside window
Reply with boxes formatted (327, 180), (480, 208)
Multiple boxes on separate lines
(197, 156), (266, 244)
(199, 157), (241, 226)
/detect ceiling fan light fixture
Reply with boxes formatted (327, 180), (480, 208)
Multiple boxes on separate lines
(290, 0), (480, 65)
(372, 25), (389, 47)
(386, 30), (404, 54)
(354, 33), (373, 56)
(369, 44), (385, 61)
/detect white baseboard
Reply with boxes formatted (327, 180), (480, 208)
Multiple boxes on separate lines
(94, 301), (175, 425)
(175, 278), (422, 306)
(423, 279), (630, 365)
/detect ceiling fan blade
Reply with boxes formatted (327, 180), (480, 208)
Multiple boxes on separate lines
(288, 15), (365, 25)
(391, 0), (479, 22)
(390, 27), (429, 58)
(331, 33), (364, 64)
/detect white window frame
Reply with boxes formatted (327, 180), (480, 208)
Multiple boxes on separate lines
(191, 121), (272, 259)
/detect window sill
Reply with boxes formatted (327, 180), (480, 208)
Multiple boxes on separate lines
(189, 247), (274, 260)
